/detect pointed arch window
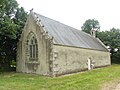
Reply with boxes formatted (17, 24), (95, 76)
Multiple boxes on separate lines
(29, 36), (38, 61)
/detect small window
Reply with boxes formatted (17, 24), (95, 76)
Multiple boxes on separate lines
(29, 37), (38, 61)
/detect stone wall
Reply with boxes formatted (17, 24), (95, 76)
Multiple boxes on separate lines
(52, 44), (111, 76)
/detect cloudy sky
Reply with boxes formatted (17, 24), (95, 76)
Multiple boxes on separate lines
(17, 0), (120, 31)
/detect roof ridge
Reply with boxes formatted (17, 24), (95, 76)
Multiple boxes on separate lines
(34, 12), (96, 39)
(34, 13), (82, 31)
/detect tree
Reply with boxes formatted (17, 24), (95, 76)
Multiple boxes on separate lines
(81, 19), (100, 34)
(0, 0), (27, 71)
(97, 28), (120, 63)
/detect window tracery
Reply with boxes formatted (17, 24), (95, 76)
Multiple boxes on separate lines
(29, 36), (38, 61)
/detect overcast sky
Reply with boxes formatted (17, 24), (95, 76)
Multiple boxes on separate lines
(17, 0), (120, 31)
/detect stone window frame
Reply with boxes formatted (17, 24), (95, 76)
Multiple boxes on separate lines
(29, 36), (38, 61)
(26, 32), (38, 61)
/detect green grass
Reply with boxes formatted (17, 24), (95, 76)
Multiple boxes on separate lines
(0, 64), (120, 90)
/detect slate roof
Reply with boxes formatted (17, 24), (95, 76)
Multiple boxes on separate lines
(33, 13), (108, 51)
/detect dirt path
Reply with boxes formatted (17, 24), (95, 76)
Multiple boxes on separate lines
(101, 80), (120, 90)
(115, 83), (120, 90)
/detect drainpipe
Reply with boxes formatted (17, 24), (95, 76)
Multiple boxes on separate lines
(87, 58), (91, 70)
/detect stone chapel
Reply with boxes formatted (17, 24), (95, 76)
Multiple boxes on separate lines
(16, 11), (111, 77)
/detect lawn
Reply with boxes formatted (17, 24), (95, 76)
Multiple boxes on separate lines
(0, 64), (120, 90)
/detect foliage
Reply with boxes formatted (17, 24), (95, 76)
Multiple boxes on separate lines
(0, 0), (27, 71)
(81, 19), (100, 34)
(97, 28), (120, 63)
(0, 65), (120, 90)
